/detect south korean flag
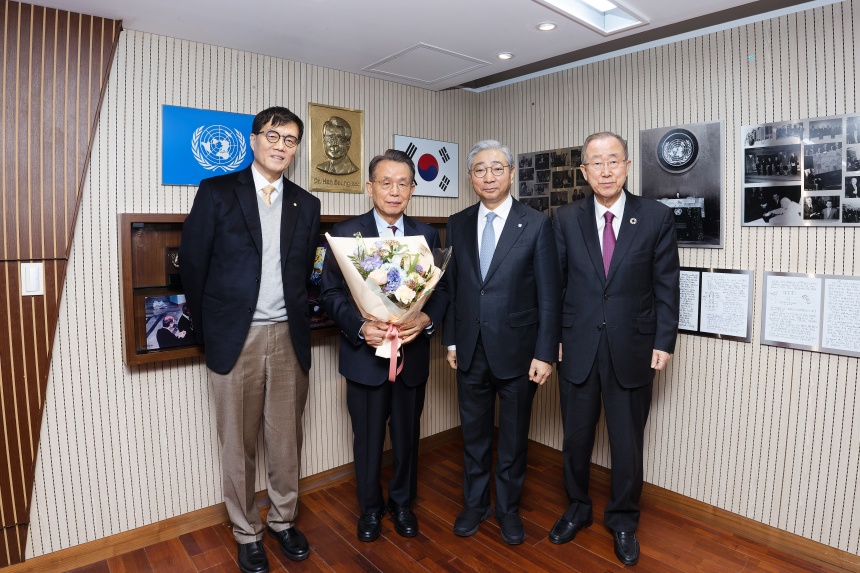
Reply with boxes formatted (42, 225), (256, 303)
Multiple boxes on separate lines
(394, 135), (459, 198)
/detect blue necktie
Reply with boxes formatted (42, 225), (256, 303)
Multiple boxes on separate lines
(480, 212), (497, 280)
(603, 211), (615, 277)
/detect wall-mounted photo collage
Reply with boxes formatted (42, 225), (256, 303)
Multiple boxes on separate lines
(516, 146), (591, 216)
(741, 115), (860, 226)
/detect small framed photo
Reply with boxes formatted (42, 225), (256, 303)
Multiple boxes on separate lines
(307, 102), (364, 194)
(144, 294), (195, 350)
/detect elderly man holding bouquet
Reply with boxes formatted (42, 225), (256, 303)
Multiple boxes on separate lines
(320, 149), (449, 543)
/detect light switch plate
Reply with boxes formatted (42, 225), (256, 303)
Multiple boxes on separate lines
(21, 262), (45, 296)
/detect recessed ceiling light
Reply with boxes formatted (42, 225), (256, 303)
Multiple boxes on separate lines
(537, 21), (557, 31)
(498, 52), (514, 60)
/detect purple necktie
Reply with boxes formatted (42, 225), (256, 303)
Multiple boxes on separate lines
(388, 225), (398, 236)
(603, 211), (615, 277)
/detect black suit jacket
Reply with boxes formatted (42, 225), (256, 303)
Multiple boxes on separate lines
(553, 191), (680, 388)
(442, 199), (561, 379)
(319, 210), (449, 387)
(179, 166), (321, 374)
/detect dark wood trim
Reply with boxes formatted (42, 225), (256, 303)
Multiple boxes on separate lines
(117, 213), (205, 366)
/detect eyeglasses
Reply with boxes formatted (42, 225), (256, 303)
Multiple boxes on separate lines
(258, 130), (299, 148)
(582, 160), (627, 171)
(471, 164), (511, 178)
(371, 180), (414, 192)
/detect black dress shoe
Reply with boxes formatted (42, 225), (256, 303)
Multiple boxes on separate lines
(357, 508), (386, 542)
(613, 530), (640, 565)
(453, 506), (491, 536)
(266, 525), (310, 561)
(237, 540), (269, 573)
(387, 500), (419, 537)
(548, 516), (593, 544)
(496, 512), (525, 545)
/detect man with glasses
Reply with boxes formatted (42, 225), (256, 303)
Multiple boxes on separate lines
(443, 140), (561, 544)
(320, 149), (449, 543)
(551, 132), (679, 566)
(181, 107), (320, 573)
(315, 115), (359, 175)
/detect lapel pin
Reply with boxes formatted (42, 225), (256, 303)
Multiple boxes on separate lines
(630, 217), (637, 225)
(293, 202), (297, 206)
(518, 223), (523, 227)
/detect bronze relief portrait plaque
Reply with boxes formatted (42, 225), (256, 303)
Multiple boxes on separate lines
(308, 102), (364, 193)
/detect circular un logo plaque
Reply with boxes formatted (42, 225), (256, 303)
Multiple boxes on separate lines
(656, 128), (699, 173)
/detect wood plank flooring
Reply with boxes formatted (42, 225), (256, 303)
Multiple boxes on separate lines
(65, 437), (839, 572)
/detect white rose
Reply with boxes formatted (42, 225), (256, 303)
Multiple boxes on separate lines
(368, 268), (388, 285)
(394, 284), (416, 304)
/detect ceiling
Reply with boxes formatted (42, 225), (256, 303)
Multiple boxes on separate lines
(30, 0), (832, 91)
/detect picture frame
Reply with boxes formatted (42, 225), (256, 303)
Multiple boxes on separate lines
(307, 102), (364, 194)
(639, 121), (724, 247)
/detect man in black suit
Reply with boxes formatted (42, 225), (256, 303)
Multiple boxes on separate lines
(319, 149), (449, 542)
(180, 106), (321, 573)
(443, 140), (561, 545)
(551, 132), (679, 566)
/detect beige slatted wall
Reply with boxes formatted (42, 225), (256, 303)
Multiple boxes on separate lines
(510, 1), (859, 554)
(24, 0), (860, 561)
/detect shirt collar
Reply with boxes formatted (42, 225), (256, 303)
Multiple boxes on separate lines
(373, 209), (405, 235)
(594, 191), (626, 223)
(478, 194), (514, 221)
(250, 164), (283, 194)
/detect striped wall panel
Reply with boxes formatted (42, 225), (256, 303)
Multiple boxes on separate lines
(22, 0), (860, 562)
(0, 1), (120, 566)
(514, 1), (859, 555)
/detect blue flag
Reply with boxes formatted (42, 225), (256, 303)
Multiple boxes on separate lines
(162, 105), (256, 185)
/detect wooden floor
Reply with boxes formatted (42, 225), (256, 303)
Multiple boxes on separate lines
(66, 437), (837, 573)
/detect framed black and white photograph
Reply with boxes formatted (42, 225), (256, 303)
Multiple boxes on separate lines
(517, 145), (591, 214)
(536, 170), (550, 183)
(807, 118), (842, 141)
(802, 195), (841, 221)
(742, 121), (803, 148)
(742, 185), (802, 225)
(519, 167), (534, 181)
(535, 153), (549, 170)
(804, 142), (842, 190)
(640, 121), (723, 247)
(744, 144), (802, 184)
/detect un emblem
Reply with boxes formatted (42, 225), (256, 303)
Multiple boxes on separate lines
(656, 128), (699, 173)
(191, 124), (247, 172)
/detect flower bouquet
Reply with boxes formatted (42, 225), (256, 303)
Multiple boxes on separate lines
(324, 232), (451, 379)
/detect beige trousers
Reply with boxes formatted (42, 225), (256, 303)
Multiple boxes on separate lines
(209, 322), (309, 543)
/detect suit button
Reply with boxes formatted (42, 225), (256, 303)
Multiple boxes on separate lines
(256, 276), (260, 283)
(597, 323), (603, 331)
(248, 308), (254, 313)
(480, 290), (484, 295)
(604, 294), (610, 300)
(476, 319), (480, 323)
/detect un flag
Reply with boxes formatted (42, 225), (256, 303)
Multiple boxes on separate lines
(162, 105), (256, 185)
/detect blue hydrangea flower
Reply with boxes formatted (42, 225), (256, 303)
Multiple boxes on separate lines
(385, 267), (401, 292)
(361, 254), (382, 271)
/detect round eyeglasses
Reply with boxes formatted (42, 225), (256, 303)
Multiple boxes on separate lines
(258, 130), (299, 148)
(471, 164), (511, 178)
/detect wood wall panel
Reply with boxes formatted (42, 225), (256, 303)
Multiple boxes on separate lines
(0, 1), (120, 567)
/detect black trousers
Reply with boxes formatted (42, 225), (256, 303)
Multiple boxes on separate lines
(559, 330), (652, 532)
(457, 336), (537, 515)
(346, 377), (426, 516)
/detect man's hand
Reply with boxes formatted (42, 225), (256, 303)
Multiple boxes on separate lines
(446, 349), (458, 370)
(651, 349), (672, 371)
(529, 359), (552, 385)
(360, 320), (391, 348)
(397, 312), (431, 344)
